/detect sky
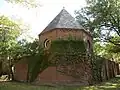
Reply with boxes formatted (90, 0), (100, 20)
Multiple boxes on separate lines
(0, 0), (86, 39)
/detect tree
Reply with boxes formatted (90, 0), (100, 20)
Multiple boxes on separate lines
(0, 15), (22, 79)
(12, 39), (43, 61)
(94, 42), (120, 61)
(0, 15), (42, 79)
(0, 0), (41, 78)
(75, 0), (120, 47)
(0, 15), (21, 58)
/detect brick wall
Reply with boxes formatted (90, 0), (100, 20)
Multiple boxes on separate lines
(100, 60), (120, 81)
(39, 28), (93, 51)
(36, 28), (93, 85)
(14, 63), (28, 82)
(35, 62), (92, 85)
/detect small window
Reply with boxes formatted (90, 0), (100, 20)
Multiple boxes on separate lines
(87, 40), (91, 52)
(44, 39), (50, 48)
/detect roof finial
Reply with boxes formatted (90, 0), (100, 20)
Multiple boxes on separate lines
(63, 6), (65, 9)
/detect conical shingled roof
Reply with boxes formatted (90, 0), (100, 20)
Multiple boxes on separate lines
(40, 9), (84, 34)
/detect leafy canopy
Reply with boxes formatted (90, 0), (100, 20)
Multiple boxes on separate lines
(75, 0), (120, 44)
(75, 0), (120, 56)
(0, 15), (21, 57)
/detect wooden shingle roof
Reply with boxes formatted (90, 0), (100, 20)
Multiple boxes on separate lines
(40, 9), (84, 34)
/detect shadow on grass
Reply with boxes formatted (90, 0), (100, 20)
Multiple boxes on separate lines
(0, 76), (120, 90)
(79, 76), (120, 90)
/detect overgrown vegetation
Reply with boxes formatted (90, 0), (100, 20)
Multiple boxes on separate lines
(0, 15), (22, 79)
(92, 56), (105, 82)
(25, 39), (89, 82)
(23, 39), (90, 82)
(75, 0), (120, 61)
(0, 0), (41, 79)
(46, 39), (93, 79)
(28, 54), (49, 82)
(17, 40), (49, 82)
(49, 39), (88, 65)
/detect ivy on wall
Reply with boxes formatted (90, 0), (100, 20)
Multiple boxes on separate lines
(92, 56), (105, 82)
(28, 54), (49, 82)
(50, 39), (86, 53)
(47, 39), (92, 78)
(25, 38), (118, 83)
(49, 39), (88, 65)
(26, 39), (91, 82)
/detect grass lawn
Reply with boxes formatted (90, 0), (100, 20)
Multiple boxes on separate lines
(0, 76), (120, 90)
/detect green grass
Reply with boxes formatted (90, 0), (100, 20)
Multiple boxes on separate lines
(0, 76), (120, 90)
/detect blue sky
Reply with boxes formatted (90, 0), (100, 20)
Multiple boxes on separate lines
(0, 0), (86, 39)
(0, 0), (4, 7)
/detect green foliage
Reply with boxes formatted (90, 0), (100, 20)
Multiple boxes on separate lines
(0, 15), (22, 78)
(49, 39), (88, 65)
(7, 38), (48, 82)
(109, 46), (120, 53)
(76, 0), (120, 36)
(19, 41), (49, 82)
(1, 77), (120, 90)
(92, 56), (105, 82)
(0, 15), (21, 56)
(47, 39), (91, 78)
(0, 16), (20, 39)
(0, 15), (21, 57)
(75, 0), (120, 51)
(10, 39), (42, 61)
(0, 16), (21, 60)
(93, 42), (104, 55)
(28, 54), (49, 82)
(24, 39), (89, 81)
(50, 39), (87, 54)
(19, 39), (42, 56)
(94, 42), (120, 62)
